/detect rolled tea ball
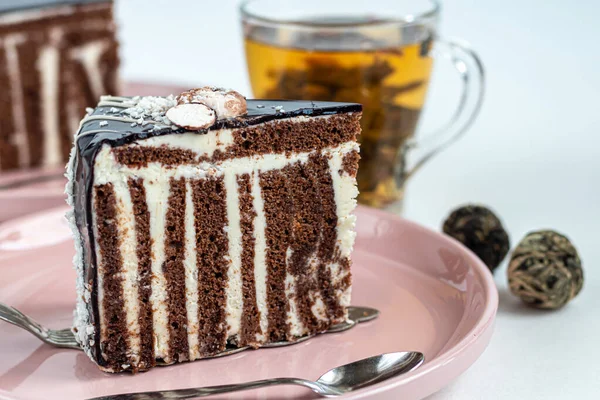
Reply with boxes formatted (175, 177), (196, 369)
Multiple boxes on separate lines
(443, 204), (510, 273)
(508, 230), (583, 309)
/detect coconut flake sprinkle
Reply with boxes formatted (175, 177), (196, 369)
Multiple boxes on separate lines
(122, 95), (177, 126)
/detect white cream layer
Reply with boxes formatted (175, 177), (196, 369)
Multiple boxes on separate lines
(223, 170), (244, 340)
(251, 172), (269, 343)
(91, 133), (358, 362)
(141, 176), (172, 361)
(112, 177), (142, 365)
(184, 181), (201, 360)
(141, 129), (235, 159)
(285, 268), (305, 337)
(328, 151), (358, 311)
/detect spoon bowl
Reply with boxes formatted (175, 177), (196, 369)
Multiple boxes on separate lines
(317, 351), (425, 393)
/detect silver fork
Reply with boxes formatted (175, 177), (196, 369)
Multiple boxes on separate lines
(0, 303), (80, 350)
(0, 303), (378, 354)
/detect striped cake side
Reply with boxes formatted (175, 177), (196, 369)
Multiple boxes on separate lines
(73, 113), (360, 372)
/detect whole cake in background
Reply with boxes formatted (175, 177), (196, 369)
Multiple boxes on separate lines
(0, 0), (118, 171)
(66, 87), (361, 372)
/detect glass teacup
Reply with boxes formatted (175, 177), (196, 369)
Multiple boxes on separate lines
(241, 0), (484, 212)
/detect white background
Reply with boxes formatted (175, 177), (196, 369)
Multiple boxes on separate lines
(116, 0), (600, 398)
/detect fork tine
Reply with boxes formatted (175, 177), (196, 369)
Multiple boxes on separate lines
(51, 340), (78, 346)
(48, 330), (75, 338)
(45, 330), (80, 348)
(51, 329), (74, 337)
(51, 335), (77, 342)
(52, 334), (76, 341)
(48, 332), (73, 339)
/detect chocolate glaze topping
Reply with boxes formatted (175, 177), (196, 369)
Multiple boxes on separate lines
(78, 98), (361, 150)
(76, 98), (361, 186)
(72, 97), (361, 365)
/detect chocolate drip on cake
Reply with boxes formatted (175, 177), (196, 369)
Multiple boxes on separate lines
(93, 183), (129, 371)
(237, 174), (261, 346)
(0, 2), (118, 170)
(127, 178), (155, 370)
(192, 177), (230, 356)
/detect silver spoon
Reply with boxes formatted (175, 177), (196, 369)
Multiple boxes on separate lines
(88, 351), (424, 399)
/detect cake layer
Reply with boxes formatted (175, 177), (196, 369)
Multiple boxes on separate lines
(68, 97), (361, 372)
(0, 1), (118, 170)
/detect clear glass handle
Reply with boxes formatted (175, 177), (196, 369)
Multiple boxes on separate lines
(401, 38), (485, 183)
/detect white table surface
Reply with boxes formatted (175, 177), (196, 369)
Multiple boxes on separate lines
(116, 0), (600, 398)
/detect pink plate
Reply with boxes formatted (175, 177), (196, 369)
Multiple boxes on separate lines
(0, 168), (66, 223)
(0, 82), (190, 224)
(0, 206), (498, 400)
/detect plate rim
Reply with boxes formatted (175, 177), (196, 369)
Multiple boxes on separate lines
(343, 206), (499, 399)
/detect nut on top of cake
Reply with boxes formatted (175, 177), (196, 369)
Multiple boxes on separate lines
(67, 87), (362, 372)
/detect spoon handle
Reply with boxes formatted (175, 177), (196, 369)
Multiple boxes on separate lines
(86, 377), (335, 399)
